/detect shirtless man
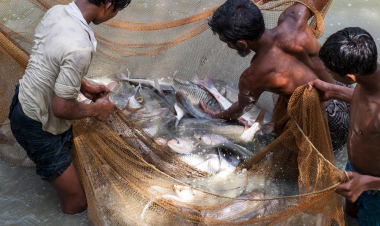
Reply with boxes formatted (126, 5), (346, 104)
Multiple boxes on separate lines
(200, 0), (351, 150)
(9, 0), (131, 214)
(308, 27), (380, 226)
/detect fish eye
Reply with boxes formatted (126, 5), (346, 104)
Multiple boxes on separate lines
(177, 141), (180, 144)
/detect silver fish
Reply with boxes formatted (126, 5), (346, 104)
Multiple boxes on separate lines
(85, 75), (119, 91)
(233, 198), (285, 221)
(172, 78), (221, 113)
(206, 191), (265, 221)
(131, 108), (168, 119)
(77, 93), (93, 104)
(167, 138), (200, 154)
(181, 168), (248, 198)
(176, 91), (212, 119)
(193, 131), (231, 146)
(191, 77), (228, 97)
(122, 84), (143, 109)
(179, 153), (221, 175)
(174, 103), (185, 126)
(208, 143), (254, 164)
(176, 118), (245, 140)
(196, 75), (260, 126)
(237, 108), (266, 143)
(154, 137), (167, 146)
(118, 73), (175, 92)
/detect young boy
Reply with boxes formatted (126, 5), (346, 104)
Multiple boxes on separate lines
(9, 0), (131, 214)
(308, 27), (380, 226)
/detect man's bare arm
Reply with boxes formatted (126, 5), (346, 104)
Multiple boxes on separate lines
(215, 93), (258, 120)
(51, 94), (115, 121)
(308, 79), (354, 103)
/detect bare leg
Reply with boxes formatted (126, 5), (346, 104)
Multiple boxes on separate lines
(345, 198), (358, 218)
(49, 163), (87, 214)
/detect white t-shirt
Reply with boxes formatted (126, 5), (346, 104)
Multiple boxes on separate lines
(18, 4), (93, 135)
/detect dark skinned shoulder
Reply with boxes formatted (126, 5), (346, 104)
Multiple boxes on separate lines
(278, 3), (312, 31)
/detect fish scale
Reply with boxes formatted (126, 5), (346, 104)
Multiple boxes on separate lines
(173, 79), (221, 111)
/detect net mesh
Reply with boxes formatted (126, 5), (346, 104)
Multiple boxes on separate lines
(0, 0), (349, 225)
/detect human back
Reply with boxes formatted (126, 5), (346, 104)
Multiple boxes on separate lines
(19, 5), (93, 135)
(245, 2), (334, 99)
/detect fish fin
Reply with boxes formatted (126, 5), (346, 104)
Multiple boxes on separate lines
(122, 99), (131, 112)
(132, 84), (140, 95)
(259, 122), (274, 134)
(154, 75), (165, 97)
(244, 122), (249, 131)
(129, 107), (144, 115)
(157, 108), (168, 116)
(194, 141), (202, 148)
(106, 81), (117, 90)
(203, 74), (217, 90)
(120, 72), (128, 79)
(255, 108), (266, 125)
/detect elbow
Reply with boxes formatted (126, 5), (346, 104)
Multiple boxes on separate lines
(52, 104), (68, 119)
(51, 95), (72, 119)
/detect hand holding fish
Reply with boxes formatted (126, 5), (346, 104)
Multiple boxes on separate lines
(81, 78), (110, 100)
(95, 94), (115, 121)
(199, 100), (221, 118)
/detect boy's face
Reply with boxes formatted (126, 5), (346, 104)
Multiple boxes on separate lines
(326, 68), (356, 85)
(93, 4), (122, 25)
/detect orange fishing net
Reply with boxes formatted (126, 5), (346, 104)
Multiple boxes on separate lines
(0, 0), (349, 225)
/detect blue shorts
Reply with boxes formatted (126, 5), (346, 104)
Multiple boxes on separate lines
(345, 160), (380, 226)
(9, 85), (72, 181)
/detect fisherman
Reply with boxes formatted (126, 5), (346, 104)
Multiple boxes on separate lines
(8, 0), (131, 214)
(308, 27), (380, 226)
(200, 0), (351, 150)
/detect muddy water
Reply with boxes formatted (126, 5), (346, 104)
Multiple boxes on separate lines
(1, 0), (379, 225)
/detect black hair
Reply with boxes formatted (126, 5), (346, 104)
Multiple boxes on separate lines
(319, 27), (378, 77)
(208, 0), (265, 43)
(88, 0), (131, 12)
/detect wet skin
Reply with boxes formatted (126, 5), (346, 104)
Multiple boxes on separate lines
(308, 65), (380, 207)
(201, 2), (334, 120)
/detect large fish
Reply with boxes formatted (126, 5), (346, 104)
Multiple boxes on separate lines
(193, 131), (231, 146)
(167, 138), (200, 154)
(179, 153), (221, 175)
(181, 168), (248, 198)
(195, 75), (260, 126)
(237, 108), (266, 143)
(174, 103), (185, 126)
(175, 91), (212, 119)
(172, 78), (222, 113)
(121, 84), (143, 109)
(85, 75), (119, 91)
(205, 191), (265, 221)
(175, 118), (245, 140)
(117, 73), (175, 92)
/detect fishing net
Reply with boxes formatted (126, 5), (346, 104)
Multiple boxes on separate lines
(0, 0), (350, 225)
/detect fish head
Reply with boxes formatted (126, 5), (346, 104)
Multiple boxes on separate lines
(167, 138), (193, 154)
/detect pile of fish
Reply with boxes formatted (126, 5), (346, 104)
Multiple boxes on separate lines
(78, 72), (288, 221)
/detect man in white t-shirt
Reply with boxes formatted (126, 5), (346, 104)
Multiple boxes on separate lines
(9, 0), (131, 214)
